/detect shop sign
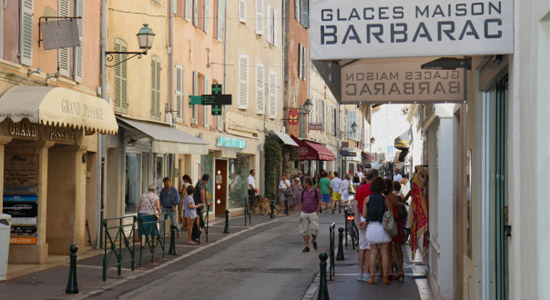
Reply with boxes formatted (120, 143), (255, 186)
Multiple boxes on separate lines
(4, 186), (37, 194)
(10, 217), (37, 225)
(3, 202), (38, 218)
(340, 150), (349, 156)
(288, 109), (299, 125)
(308, 124), (323, 130)
(10, 237), (37, 245)
(310, 0), (514, 60)
(217, 137), (247, 149)
(49, 127), (76, 143)
(5, 155), (38, 171)
(11, 226), (37, 234)
(3, 194), (38, 202)
(297, 147), (309, 156)
(8, 121), (37, 138)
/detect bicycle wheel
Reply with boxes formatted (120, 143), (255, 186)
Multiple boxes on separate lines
(350, 223), (359, 248)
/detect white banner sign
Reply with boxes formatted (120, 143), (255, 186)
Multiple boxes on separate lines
(310, 0), (514, 60)
(342, 58), (465, 103)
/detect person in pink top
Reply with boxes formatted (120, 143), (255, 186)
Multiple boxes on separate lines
(299, 178), (322, 253)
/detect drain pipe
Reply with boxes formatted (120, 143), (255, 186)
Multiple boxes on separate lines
(97, 0), (108, 248)
(169, 0), (175, 126)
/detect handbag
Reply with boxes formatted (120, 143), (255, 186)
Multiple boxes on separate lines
(382, 203), (398, 237)
(348, 183), (356, 194)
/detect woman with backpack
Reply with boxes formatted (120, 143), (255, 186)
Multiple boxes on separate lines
(386, 180), (407, 281)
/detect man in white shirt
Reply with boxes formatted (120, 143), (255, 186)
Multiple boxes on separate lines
(247, 169), (257, 212)
(330, 172), (342, 213)
(357, 169), (364, 183)
(393, 168), (403, 183)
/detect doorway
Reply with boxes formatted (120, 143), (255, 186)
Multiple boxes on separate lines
(214, 159), (227, 216)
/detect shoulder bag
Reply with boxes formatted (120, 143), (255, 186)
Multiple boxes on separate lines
(382, 200), (398, 238)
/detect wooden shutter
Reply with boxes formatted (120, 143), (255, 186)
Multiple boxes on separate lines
(238, 0), (245, 23)
(19, 0), (33, 66)
(217, 0), (225, 41)
(255, 64), (264, 114)
(298, 43), (302, 79)
(114, 39), (128, 113)
(193, 0), (198, 26)
(255, 0), (263, 35)
(151, 57), (161, 120)
(58, 0), (70, 76)
(301, 45), (306, 80)
(73, 0), (84, 82)
(204, 0), (209, 32)
(175, 65), (184, 120)
(185, 0), (192, 21)
(266, 4), (272, 43)
(193, 71), (199, 124)
(238, 55), (249, 109)
(268, 71), (277, 119)
(294, 0), (299, 22)
(204, 76), (209, 127)
(301, 0), (309, 28)
(273, 9), (277, 46)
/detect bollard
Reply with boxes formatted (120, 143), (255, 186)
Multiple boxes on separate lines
(66, 244), (79, 294)
(244, 205), (248, 226)
(329, 224), (335, 280)
(270, 200), (275, 219)
(168, 224), (177, 255)
(344, 213), (348, 248)
(336, 227), (345, 261)
(318, 253), (330, 300)
(224, 210), (230, 234)
(284, 199), (289, 215)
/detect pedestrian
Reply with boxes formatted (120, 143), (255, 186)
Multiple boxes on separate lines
(137, 184), (161, 244)
(312, 173), (320, 189)
(353, 173), (360, 189)
(393, 168), (403, 183)
(191, 174), (210, 242)
(299, 177), (321, 252)
(247, 169), (258, 213)
(289, 176), (303, 214)
(184, 185), (203, 245)
(362, 177), (392, 285)
(279, 174), (291, 211)
(330, 172), (342, 213)
(387, 180), (406, 281)
(160, 177), (182, 238)
(353, 169), (378, 282)
(319, 171), (331, 214)
(340, 173), (351, 207)
(178, 175), (193, 229)
(357, 168), (365, 183)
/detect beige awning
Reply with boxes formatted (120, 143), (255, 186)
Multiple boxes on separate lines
(0, 86), (118, 134)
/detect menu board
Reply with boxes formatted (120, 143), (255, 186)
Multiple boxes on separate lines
(3, 154), (39, 245)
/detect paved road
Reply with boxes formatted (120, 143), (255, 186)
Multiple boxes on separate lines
(89, 214), (337, 300)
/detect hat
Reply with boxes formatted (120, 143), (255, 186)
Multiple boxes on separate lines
(148, 184), (156, 191)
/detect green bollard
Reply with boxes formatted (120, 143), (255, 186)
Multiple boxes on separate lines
(270, 200), (275, 219)
(168, 224), (176, 255)
(224, 210), (230, 234)
(318, 253), (330, 300)
(66, 244), (79, 294)
(336, 227), (345, 261)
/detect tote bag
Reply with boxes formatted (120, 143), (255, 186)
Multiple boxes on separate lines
(382, 206), (398, 238)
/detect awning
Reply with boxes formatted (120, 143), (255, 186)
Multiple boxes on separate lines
(0, 86), (118, 134)
(394, 129), (411, 150)
(271, 131), (298, 147)
(362, 151), (373, 165)
(291, 135), (335, 161)
(117, 117), (209, 155)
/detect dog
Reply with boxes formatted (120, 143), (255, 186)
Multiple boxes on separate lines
(252, 195), (279, 216)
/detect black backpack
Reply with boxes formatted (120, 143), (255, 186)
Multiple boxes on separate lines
(397, 196), (408, 222)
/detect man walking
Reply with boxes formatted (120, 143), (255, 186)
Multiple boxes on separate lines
(160, 177), (181, 238)
(247, 170), (258, 213)
(330, 172), (342, 213)
(353, 169), (379, 281)
(192, 174), (210, 242)
(393, 168), (402, 183)
(299, 178), (321, 252)
(319, 171), (331, 213)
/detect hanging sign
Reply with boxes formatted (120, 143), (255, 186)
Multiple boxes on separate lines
(310, 0), (514, 60)
(288, 109), (299, 125)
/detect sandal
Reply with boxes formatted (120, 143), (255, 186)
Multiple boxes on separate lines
(312, 242), (318, 250)
(302, 246), (310, 252)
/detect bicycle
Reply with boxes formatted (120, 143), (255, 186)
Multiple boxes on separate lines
(345, 206), (359, 250)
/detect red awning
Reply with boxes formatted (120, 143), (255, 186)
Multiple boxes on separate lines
(291, 135), (336, 161)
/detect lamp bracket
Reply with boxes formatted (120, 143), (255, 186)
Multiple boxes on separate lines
(105, 51), (148, 68)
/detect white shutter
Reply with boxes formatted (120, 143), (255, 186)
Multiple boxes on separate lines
(238, 0), (246, 23)
(238, 55), (249, 109)
(268, 71), (276, 119)
(175, 65), (184, 120)
(193, 71), (199, 124)
(19, 0), (33, 66)
(58, 0), (70, 76)
(255, 64), (264, 114)
(294, 0), (300, 22)
(273, 10), (278, 46)
(185, 0), (192, 21)
(217, 0), (225, 41)
(204, 76), (209, 127)
(301, 0), (309, 28)
(298, 43), (302, 79)
(151, 57), (161, 120)
(301, 45), (306, 80)
(193, 0), (198, 26)
(266, 4), (272, 44)
(255, 0), (263, 35)
(204, 0), (209, 32)
(73, 0), (84, 82)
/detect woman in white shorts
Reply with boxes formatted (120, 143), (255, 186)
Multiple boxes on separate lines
(362, 177), (392, 285)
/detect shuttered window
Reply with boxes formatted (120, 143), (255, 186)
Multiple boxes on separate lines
(216, 0), (225, 42)
(238, 54), (249, 109)
(204, 76), (209, 127)
(73, 0), (84, 82)
(58, 0), (70, 76)
(301, 45), (306, 80)
(113, 38), (128, 114)
(238, 0), (246, 23)
(266, 5), (272, 44)
(185, 0), (192, 21)
(268, 71), (277, 119)
(255, 64), (264, 114)
(273, 9), (277, 46)
(255, 0), (263, 35)
(301, 0), (309, 28)
(204, 0), (210, 32)
(298, 44), (302, 79)
(175, 65), (184, 121)
(19, 0), (33, 66)
(193, 0), (199, 27)
(193, 71), (199, 125)
(294, 0), (300, 22)
(150, 56), (161, 120)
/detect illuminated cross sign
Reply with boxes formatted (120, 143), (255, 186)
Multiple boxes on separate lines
(188, 84), (232, 115)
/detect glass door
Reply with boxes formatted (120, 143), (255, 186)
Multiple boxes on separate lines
(125, 152), (142, 215)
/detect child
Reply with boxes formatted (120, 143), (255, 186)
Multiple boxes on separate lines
(185, 185), (203, 245)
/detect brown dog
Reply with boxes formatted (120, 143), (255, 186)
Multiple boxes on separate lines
(252, 195), (279, 216)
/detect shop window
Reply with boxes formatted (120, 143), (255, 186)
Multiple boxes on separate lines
(125, 153), (142, 215)
(155, 155), (164, 190)
(228, 154), (250, 209)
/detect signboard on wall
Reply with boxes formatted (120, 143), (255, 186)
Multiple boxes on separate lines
(310, 0), (514, 60)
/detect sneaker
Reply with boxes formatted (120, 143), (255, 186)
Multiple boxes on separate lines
(312, 242), (318, 250)
(357, 273), (364, 281)
(361, 274), (371, 282)
(302, 246), (310, 252)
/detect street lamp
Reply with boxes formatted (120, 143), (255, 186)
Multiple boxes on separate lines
(351, 121), (358, 133)
(105, 24), (156, 67)
(303, 99), (313, 114)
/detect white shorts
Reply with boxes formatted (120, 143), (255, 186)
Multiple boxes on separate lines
(358, 216), (370, 250)
(366, 221), (391, 245)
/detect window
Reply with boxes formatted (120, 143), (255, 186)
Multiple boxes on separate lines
(125, 152), (142, 215)
(20, 0), (33, 66)
(298, 44), (302, 79)
(57, 0), (84, 81)
(185, 0), (192, 21)
(204, 0), (210, 32)
(255, 0), (263, 35)
(256, 63), (265, 114)
(238, 54), (249, 109)
(175, 65), (184, 121)
(193, 71), (199, 124)
(204, 75), (209, 127)
(294, 0), (309, 28)
(239, 0), (246, 23)
(268, 71), (277, 119)
(294, 0), (300, 22)
(193, 0), (199, 27)
(266, 5), (277, 45)
(216, 0), (225, 41)
(150, 56), (161, 120)
(113, 38), (128, 114)
(301, 45), (306, 80)
(298, 43), (306, 80)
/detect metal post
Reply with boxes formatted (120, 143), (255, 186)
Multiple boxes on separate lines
(344, 214), (348, 248)
(244, 200), (248, 226)
(65, 244), (79, 294)
(329, 223), (335, 280)
(284, 199), (289, 215)
(224, 209), (230, 234)
(336, 227), (345, 260)
(270, 200), (275, 219)
(317, 253), (330, 300)
(168, 224), (176, 255)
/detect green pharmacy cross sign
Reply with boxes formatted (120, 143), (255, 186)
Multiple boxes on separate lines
(189, 84), (232, 116)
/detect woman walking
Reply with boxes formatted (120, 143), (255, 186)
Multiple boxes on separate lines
(340, 173), (351, 207)
(179, 175), (193, 228)
(137, 184), (161, 244)
(289, 176), (303, 214)
(386, 179), (406, 281)
(184, 185), (203, 245)
(279, 174), (291, 212)
(312, 173), (320, 189)
(362, 177), (392, 285)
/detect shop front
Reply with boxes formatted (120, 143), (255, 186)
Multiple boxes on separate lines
(291, 135), (336, 176)
(341, 147), (363, 177)
(0, 86), (118, 263)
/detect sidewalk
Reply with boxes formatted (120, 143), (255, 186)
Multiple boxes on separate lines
(0, 212), (283, 300)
